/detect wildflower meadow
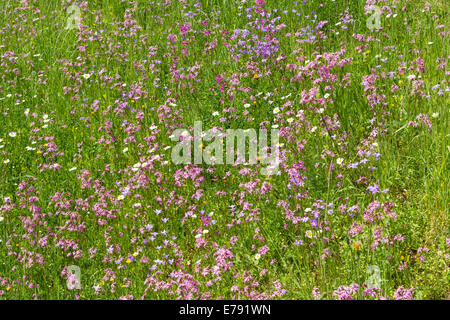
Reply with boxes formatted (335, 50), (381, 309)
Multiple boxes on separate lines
(0, 0), (448, 301)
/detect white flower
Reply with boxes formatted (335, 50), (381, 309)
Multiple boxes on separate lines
(311, 126), (317, 132)
(202, 229), (209, 234)
(3, 159), (10, 164)
(244, 103), (251, 108)
(82, 73), (91, 79)
(427, 42), (433, 45)
(0, 216), (4, 222)
(212, 111), (219, 116)
(432, 113), (439, 118)
(271, 124), (278, 129)
(255, 253), (261, 260)
(305, 230), (313, 239)
(117, 194), (125, 200)
(324, 93), (330, 99)
(319, 108), (324, 113)
(287, 118), (294, 123)
(336, 158), (344, 165)
(407, 74), (416, 80)
(273, 107), (280, 114)
(122, 147), (128, 153)
(149, 124), (157, 131)
(8, 132), (17, 138)
(69, 167), (77, 171)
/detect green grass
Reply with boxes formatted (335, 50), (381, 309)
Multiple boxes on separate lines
(0, 0), (448, 300)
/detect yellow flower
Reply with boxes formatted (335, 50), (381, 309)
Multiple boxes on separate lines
(353, 241), (361, 251)
(253, 74), (259, 79)
(126, 259), (131, 264)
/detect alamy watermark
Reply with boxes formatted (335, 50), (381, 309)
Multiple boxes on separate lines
(65, 4), (81, 30)
(66, 265), (81, 290)
(170, 121), (280, 176)
(366, 265), (382, 289)
(366, 5), (382, 30)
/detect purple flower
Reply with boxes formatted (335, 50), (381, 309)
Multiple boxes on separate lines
(367, 184), (380, 194)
